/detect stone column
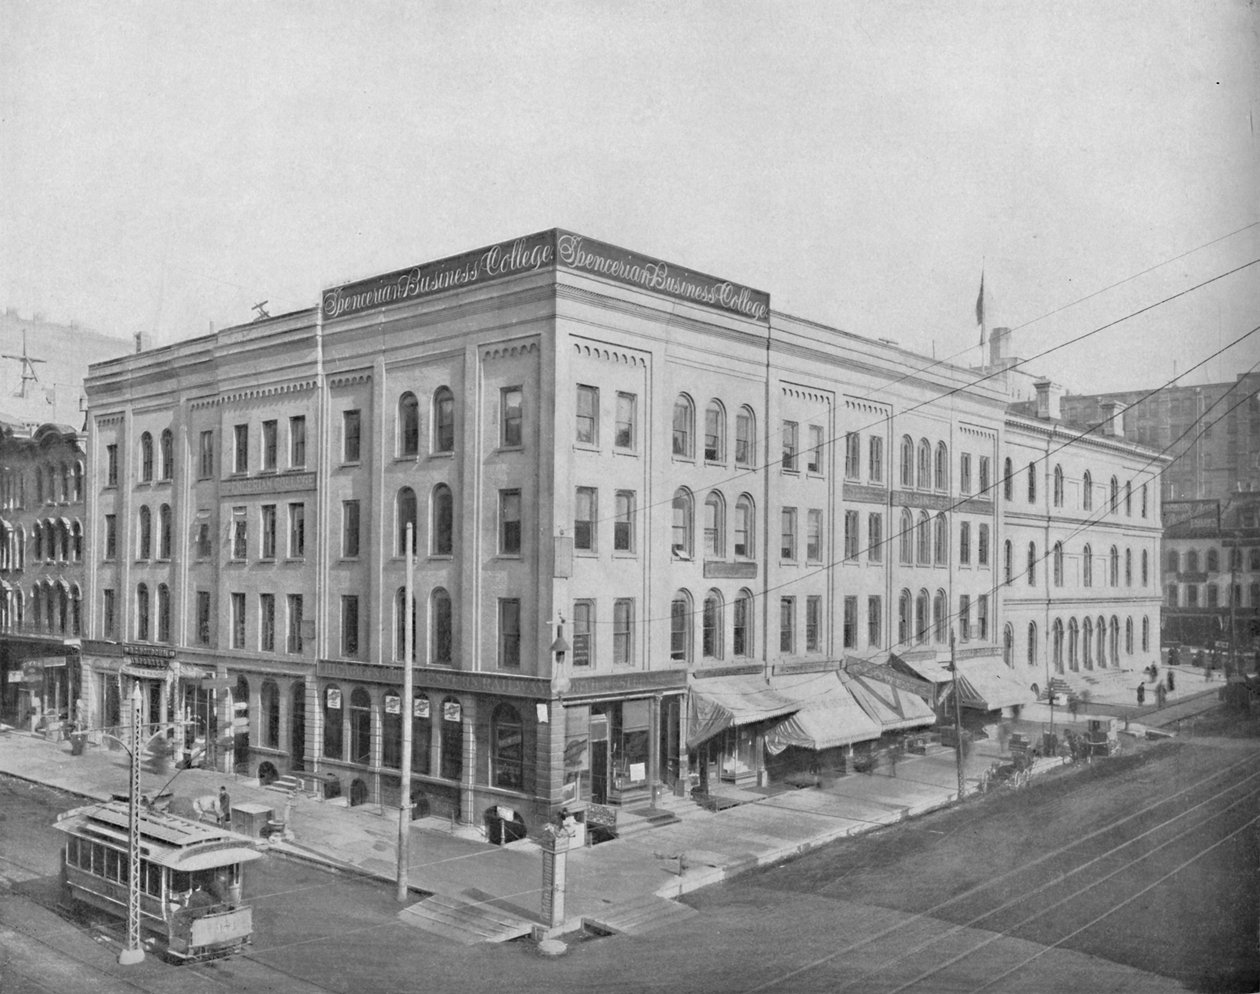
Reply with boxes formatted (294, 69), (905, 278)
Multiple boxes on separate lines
(277, 679), (292, 760)
(540, 832), (570, 929)
(460, 695), (477, 825)
(647, 695), (661, 807)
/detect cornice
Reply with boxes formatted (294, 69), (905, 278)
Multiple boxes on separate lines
(569, 340), (646, 367)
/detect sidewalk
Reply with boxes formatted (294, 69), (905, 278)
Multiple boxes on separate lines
(0, 708), (1181, 940)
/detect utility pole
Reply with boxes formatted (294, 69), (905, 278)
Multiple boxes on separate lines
(397, 522), (414, 902)
(1229, 557), (1238, 681)
(119, 684), (144, 965)
(950, 630), (965, 800)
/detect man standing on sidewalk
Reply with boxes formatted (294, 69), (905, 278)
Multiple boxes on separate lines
(218, 785), (231, 827)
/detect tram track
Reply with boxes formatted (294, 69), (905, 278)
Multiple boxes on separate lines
(746, 746), (1260, 993)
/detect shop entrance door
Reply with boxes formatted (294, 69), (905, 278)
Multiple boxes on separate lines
(658, 697), (680, 788)
(589, 712), (608, 804)
(290, 680), (306, 771)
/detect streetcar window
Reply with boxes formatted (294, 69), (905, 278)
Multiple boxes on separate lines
(144, 862), (162, 897)
(65, 837), (78, 866)
(170, 870), (191, 896)
(80, 841), (93, 871)
(91, 843), (104, 876)
(105, 849), (120, 881)
(118, 852), (129, 883)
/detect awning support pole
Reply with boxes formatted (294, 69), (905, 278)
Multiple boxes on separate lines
(950, 631), (965, 800)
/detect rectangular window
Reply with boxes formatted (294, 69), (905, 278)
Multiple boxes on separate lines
(869, 436), (883, 483)
(342, 500), (360, 558)
(960, 453), (972, 494)
(844, 510), (859, 560)
(501, 387), (523, 447)
(104, 514), (116, 560)
(262, 420), (278, 470)
(868, 595), (882, 647)
(615, 392), (636, 449)
(844, 432), (860, 479)
(843, 595), (857, 648)
(978, 524), (989, 566)
(103, 589), (117, 638)
(614, 490), (635, 552)
(807, 425), (824, 474)
(261, 505), (277, 559)
(782, 421), (798, 472)
(735, 409), (753, 466)
(289, 416), (306, 467)
(781, 507), (797, 560)
(959, 595), (971, 642)
(499, 599), (521, 668)
(231, 592), (246, 649)
(287, 594), (303, 653)
(572, 600), (593, 667)
(959, 521), (971, 565)
(807, 509), (823, 562)
(195, 520), (211, 558)
(260, 594), (275, 651)
(779, 597), (795, 653)
(232, 508), (247, 560)
(288, 502), (305, 558)
(196, 591), (211, 645)
(613, 599), (633, 664)
(807, 595), (823, 651)
(574, 487), (597, 552)
(977, 594), (989, 641)
(343, 410), (361, 463)
(233, 424), (248, 474)
(979, 456), (991, 496)
(106, 444), (118, 487)
(500, 490), (521, 555)
(198, 431), (214, 479)
(868, 513), (883, 562)
(575, 385), (598, 444)
(341, 595), (359, 656)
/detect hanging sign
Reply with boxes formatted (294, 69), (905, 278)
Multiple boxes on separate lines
(326, 687), (342, 709)
(442, 700), (462, 723)
(413, 696), (430, 719)
(384, 693), (401, 715)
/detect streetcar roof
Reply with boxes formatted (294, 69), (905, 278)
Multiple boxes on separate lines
(54, 801), (263, 869)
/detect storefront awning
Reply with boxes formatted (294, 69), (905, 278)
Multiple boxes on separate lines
(841, 671), (937, 732)
(889, 653), (953, 685)
(765, 681), (882, 753)
(953, 656), (1037, 711)
(687, 671), (842, 749)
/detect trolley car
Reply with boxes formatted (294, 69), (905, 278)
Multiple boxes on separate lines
(54, 800), (262, 962)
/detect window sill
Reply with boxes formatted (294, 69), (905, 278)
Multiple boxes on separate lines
(340, 460), (362, 468)
(497, 445), (524, 454)
(496, 553), (523, 561)
(573, 442), (601, 453)
(612, 551), (637, 560)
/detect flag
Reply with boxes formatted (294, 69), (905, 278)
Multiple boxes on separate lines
(975, 271), (986, 349)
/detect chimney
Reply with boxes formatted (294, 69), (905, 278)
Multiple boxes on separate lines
(1099, 399), (1126, 437)
(134, 332), (152, 353)
(1033, 379), (1063, 421)
(989, 326), (1011, 365)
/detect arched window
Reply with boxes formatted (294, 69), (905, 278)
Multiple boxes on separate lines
(1083, 470), (1093, 511)
(1003, 540), (1012, 585)
(395, 588), (417, 661)
(1142, 616), (1150, 652)
(916, 511), (931, 565)
(915, 589), (929, 644)
(70, 584), (82, 636)
(412, 692), (432, 775)
(1109, 476), (1119, 513)
(672, 395), (695, 458)
(138, 506), (152, 559)
(140, 432), (154, 482)
(917, 439), (931, 490)
(704, 492), (725, 558)
(734, 495), (755, 558)
(431, 588), (452, 663)
(1124, 481), (1132, 516)
(1206, 548), (1219, 572)
(1109, 546), (1120, 587)
(61, 463), (71, 502)
(1141, 484), (1148, 518)
(897, 589), (912, 645)
(1142, 549), (1149, 586)
(1053, 465), (1064, 507)
(157, 584), (170, 642)
(1027, 622), (1038, 667)
(261, 680), (281, 749)
(1125, 618), (1134, 656)
(73, 462), (84, 502)
(433, 387), (455, 453)
(1083, 544), (1093, 587)
(160, 429), (174, 480)
(432, 484), (453, 556)
(381, 689), (402, 769)
(57, 584), (68, 633)
(1125, 548), (1133, 586)
(439, 696), (463, 780)
(491, 703), (524, 790)
(704, 400), (725, 462)
(1027, 541), (1037, 586)
(934, 442), (948, 491)
(71, 520), (82, 561)
(933, 589), (947, 642)
(899, 509), (914, 565)
(733, 589), (755, 657)
(158, 504), (171, 559)
(1003, 623), (1015, 667)
(1108, 617), (1119, 666)
(672, 489), (693, 559)
(1096, 616), (1107, 667)
(1186, 549), (1200, 573)
(735, 406), (756, 467)
(933, 513), (948, 565)
(349, 687), (372, 766)
(1053, 542), (1063, 587)
(1003, 457), (1013, 500)
(1082, 617), (1094, 668)
(1052, 619), (1064, 673)
(900, 436), (915, 487)
(670, 591), (692, 661)
(1068, 618), (1079, 671)
(399, 392), (420, 456)
(396, 488), (417, 556)
(322, 684), (343, 759)
(703, 590), (724, 658)
(33, 523), (43, 561)
(136, 583), (150, 641)
(1027, 462), (1037, 503)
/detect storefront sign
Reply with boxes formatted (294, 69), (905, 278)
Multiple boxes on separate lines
(413, 696), (430, 719)
(442, 700), (462, 723)
(384, 692), (401, 715)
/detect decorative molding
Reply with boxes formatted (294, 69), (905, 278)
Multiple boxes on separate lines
(94, 415), (124, 428)
(959, 423), (997, 440)
(691, 663), (763, 679)
(317, 660), (544, 699)
(892, 490), (957, 512)
(774, 659), (839, 676)
(781, 384), (832, 406)
(214, 380), (318, 407)
(483, 340), (540, 361)
(843, 482), (890, 505)
(328, 372), (373, 388)
(845, 397), (892, 418)
(570, 341), (647, 367)
(703, 560), (757, 579)
(220, 472), (317, 497)
(567, 668), (688, 698)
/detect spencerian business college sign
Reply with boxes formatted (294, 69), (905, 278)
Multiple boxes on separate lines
(322, 230), (769, 322)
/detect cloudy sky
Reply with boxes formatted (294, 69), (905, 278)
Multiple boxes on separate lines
(1, 1), (1256, 394)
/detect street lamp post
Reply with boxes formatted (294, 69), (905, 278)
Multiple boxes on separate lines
(119, 683), (145, 965)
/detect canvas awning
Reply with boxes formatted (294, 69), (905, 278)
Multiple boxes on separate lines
(686, 671), (843, 749)
(953, 656), (1037, 711)
(841, 671), (937, 732)
(889, 653), (953, 685)
(764, 680), (882, 753)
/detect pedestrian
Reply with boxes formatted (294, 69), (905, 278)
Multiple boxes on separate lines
(1205, 658), (1212, 681)
(218, 785), (231, 827)
(1150, 663), (1158, 683)
(1156, 683), (1167, 708)
(1137, 683), (1146, 706)
(1167, 668), (1175, 692)
(1168, 646), (1180, 668)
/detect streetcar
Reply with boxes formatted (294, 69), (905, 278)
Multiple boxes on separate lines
(54, 799), (262, 962)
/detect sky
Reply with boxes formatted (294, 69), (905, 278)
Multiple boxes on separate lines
(1, 1), (1257, 396)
